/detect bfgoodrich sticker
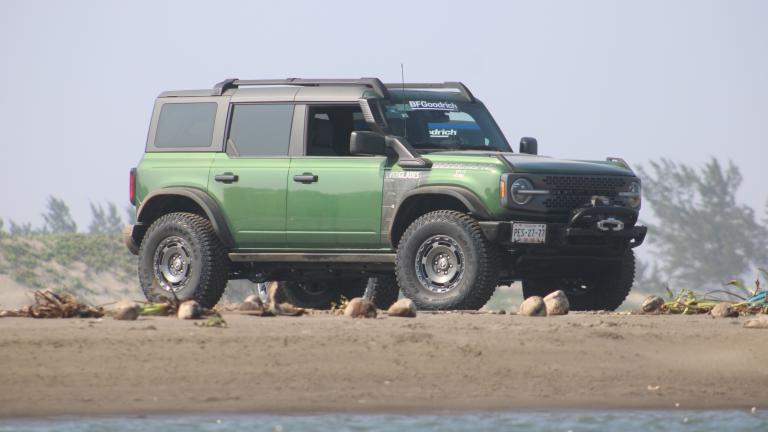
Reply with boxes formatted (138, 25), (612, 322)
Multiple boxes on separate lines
(408, 100), (458, 111)
(429, 128), (458, 138)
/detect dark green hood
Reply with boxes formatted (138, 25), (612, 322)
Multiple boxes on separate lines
(501, 154), (634, 176)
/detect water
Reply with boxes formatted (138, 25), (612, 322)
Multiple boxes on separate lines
(1, 410), (765, 432)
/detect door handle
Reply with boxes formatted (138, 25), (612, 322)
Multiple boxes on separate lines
(214, 173), (239, 183)
(293, 173), (319, 183)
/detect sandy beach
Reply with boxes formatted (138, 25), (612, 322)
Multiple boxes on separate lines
(0, 312), (766, 418)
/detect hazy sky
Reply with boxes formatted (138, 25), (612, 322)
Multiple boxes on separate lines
(1, 0), (766, 229)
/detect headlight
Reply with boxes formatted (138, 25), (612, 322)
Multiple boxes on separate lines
(620, 180), (642, 208)
(511, 178), (535, 205)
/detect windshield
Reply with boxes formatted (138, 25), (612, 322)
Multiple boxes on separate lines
(381, 92), (511, 152)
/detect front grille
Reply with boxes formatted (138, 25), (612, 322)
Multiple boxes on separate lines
(541, 175), (628, 210)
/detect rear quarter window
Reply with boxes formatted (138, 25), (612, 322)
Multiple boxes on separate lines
(154, 102), (218, 148)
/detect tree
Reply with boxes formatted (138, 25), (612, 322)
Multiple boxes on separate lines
(9, 220), (34, 236)
(89, 202), (123, 235)
(42, 196), (77, 233)
(637, 158), (768, 290)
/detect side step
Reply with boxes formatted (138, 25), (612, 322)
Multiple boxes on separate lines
(228, 252), (396, 264)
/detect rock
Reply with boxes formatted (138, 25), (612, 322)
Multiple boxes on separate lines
(387, 299), (417, 317)
(518, 296), (546, 317)
(177, 300), (202, 320)
(641, 295), (665, 313)
(344, 297), (377, 318)
(710, 302), (737, 318)
(544, 290), (569, 316)
(240, 294), (264, 311)
(240, 301), (262, 311)
(271, 302), (305, 316)
(244, 294), (263, 305)
(112, 300), (141, 321)
(744, 316), (768, 329)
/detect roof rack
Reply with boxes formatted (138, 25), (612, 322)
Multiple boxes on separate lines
(212, 77), (390, 98)
(383, 82), (475, 102)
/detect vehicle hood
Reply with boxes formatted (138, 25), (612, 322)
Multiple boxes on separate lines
(500, 153), (634, 176)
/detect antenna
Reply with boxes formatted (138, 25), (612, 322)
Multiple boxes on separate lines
(401, 63), (407, 138)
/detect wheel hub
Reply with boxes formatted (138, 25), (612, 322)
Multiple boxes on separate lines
(415, 235), (465, 294)
(153, 236), (192, 293)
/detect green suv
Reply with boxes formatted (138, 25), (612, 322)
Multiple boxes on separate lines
(124, 78), (646, 311)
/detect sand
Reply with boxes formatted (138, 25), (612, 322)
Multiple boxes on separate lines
(0, 312), (766, 418)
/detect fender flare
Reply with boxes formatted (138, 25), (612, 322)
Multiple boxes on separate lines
(389, 186), (492, 243)
(134, 187), (235, 249)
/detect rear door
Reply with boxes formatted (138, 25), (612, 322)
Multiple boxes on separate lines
(285, 105), (387, 249)
(207, 103), (296, 249)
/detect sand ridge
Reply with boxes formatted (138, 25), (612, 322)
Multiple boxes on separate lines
(0, 312), (765, 417)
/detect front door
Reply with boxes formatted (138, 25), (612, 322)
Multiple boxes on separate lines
(285, 105), (386, 249)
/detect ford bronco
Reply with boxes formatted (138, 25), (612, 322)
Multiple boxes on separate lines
(124, 78), (646, 311)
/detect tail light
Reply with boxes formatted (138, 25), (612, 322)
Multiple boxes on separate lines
(129, 168), (137, 206)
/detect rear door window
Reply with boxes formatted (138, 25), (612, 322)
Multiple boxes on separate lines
(227, 104), (294, 157)
(154, 102), (218, 148)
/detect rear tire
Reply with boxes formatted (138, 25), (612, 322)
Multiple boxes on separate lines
(395, 210), (500, 310)
(522, 250), (635, 311)
(138, 212), (228, 308)
(363, 274), (400, 310)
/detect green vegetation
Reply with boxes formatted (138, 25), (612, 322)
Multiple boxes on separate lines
(0, 197), (137, 300)
(0, 232), (136, 294)
(636, 157), (768, 294)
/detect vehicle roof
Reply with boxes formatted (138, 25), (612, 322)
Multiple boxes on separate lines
(157, 80), (472, 103)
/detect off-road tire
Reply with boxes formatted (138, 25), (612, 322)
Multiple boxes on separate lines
(522, 249), (635, 311)
(396, 210), (500, 310)
(274, 281), (342, 309)
(138, 212), (228, 308)
(275, 276), (399, 310)
(363, 274), (400, 310)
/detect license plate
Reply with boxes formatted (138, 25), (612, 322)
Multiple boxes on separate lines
(511, 223), (547, 244)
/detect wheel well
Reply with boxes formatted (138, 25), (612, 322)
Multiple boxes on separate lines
(390, 194), (470, 247)
(133, 195), (208, 245)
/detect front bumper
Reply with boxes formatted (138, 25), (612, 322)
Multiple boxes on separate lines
(479, 204), (647, 250)
(479, 220), (647, 249)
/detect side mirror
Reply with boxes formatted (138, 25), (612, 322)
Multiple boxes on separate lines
(519, 137), (538, 155)
(350, 131), (386, 155)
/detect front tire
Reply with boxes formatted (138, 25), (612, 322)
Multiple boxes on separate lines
(522, 250), (636, 311)
(275, 276), (400, 310)
(138, 212), (229, 308)
(274, 281), (341, 309)
(396, 210), (500, 310)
